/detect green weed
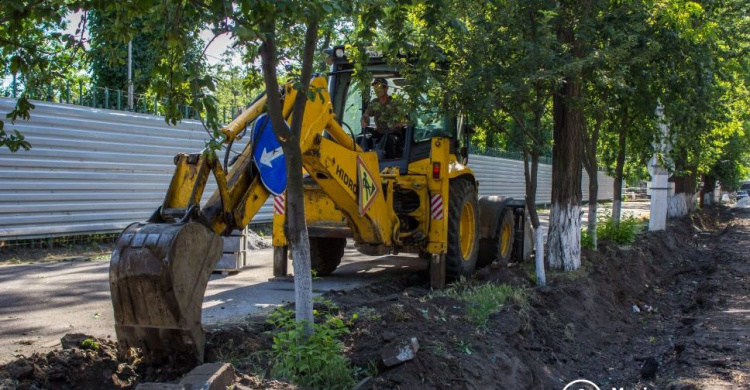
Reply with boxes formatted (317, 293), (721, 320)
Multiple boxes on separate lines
(80, 338), (100, 350)
(444, 279), (528, 327)
(267, 306), (355, 390)
(582, 212), (644, 249)
(598, 213), (642, 244)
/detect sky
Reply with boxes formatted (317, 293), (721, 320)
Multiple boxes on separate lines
(64, 11), (241, 67)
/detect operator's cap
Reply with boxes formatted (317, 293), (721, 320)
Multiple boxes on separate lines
(372, 77), (388, 87)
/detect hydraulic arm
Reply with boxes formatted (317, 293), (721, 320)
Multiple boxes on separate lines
(109, 76), (396, 364)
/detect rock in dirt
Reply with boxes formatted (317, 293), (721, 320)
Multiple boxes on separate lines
(246, 230), (271, 250)
(60, 333), (92, 349)
(640, 356), (659, 379)
(5, 360), (34, 379)
(381, 330), (397, 343)
(381, 337), (419, 367)
(136, 384), (186, 390)
(351, 376), (372, 390)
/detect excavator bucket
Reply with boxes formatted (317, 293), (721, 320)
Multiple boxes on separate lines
(109, 221), (222, 365)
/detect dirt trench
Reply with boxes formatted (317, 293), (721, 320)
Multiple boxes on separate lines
(1, 208), (747, 389)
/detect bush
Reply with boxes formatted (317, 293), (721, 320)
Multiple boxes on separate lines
(598, 213), (641, 244)
(445, 279), (527, 327)
(267, 304), (355, 390)
(582, 212), (642, 248)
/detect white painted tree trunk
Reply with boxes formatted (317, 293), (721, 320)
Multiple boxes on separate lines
(534, 227), (546, 287)
(587, 201), (597, 250)
(547, 203), (581, 271)
(667, 193), (695, 218)
(290, 226), (313, 325)
(612, 197), (622, 225)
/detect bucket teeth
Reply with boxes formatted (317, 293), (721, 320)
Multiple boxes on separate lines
(109, 221), (222, 365)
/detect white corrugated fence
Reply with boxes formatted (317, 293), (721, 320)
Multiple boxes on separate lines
(0, 98), (614, 240)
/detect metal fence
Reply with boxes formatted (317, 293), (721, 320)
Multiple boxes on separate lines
(0, 98), (615, 240)
(470, 154), (615, 204)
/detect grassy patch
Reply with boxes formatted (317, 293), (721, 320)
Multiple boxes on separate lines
(442, 279), (528, 327)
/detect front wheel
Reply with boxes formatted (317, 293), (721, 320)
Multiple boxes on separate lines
(445, 178), (479, 280)
(310, 237), (346, 275)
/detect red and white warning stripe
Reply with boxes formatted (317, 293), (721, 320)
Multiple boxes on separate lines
(273, 193), (285, 215)
(430, 194), (443, 220)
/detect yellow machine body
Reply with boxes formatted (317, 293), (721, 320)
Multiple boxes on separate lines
(109, 51), (528, 365)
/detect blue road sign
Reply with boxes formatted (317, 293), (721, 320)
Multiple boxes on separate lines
(252, 114), (287, 195)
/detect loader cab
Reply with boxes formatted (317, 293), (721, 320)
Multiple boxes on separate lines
(326, 46), (471, 173)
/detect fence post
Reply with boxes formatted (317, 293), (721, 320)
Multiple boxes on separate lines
(11, 74), (17, 98)
(153, 95), (157, 115)
(141, 96), (146, 113)
(184, 105), (189, 119)
(78, 81), (83, 105)
(117, 89), (122, 110)
(92, 87), (96, 107)
(105, 87), (109, 109)
(66, 81), (70, 104)
(47, 85), (52, 102)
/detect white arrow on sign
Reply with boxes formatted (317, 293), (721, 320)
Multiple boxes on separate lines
(260, 146), (284, 168)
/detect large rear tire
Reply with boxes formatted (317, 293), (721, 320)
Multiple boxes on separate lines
(477, 209), (515, 267)
(445, 178), (479, 280)
(310, 237), (346, 275)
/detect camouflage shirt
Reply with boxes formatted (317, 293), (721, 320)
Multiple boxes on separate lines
(363, 96), (405, 135)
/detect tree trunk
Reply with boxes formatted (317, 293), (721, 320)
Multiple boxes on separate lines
(548, 75), (583, 271)
(524, 150), (545, 286)
(582, 114), (601, 249)
(669, 175), (694, 217)
(668, 174), (696, 218)
(703, 175), (717, 207)
(548, 2), (584, 271)
(612, 120), (626, 226)
(586, 171), (598, 248)
(524, 151), (541, 229)
(259, 18), (319, 328)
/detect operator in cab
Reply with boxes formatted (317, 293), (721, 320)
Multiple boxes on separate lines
(360, 77), (407, 158)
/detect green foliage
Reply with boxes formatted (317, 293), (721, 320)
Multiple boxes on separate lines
(580, 229), (595, 250)
(585, 213), (643, 247)
(444, 279), (527, 327)
(266, 303), (355, 390)
(80, 338), (100, 351)
(0, 2), (87, 151)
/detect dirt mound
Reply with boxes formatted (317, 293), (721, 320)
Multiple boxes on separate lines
(329, 209), (748, 389)
(0, 334), (187, 389)
(2, 208), (746, 389)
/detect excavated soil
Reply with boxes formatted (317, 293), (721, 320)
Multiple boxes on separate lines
(1, 208), (747, 389)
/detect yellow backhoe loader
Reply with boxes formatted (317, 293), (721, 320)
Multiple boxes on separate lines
(109, 46), (531, 365)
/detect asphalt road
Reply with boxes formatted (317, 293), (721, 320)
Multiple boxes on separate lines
(0, 246), (425, 363)
(0, 200), (651, 363)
